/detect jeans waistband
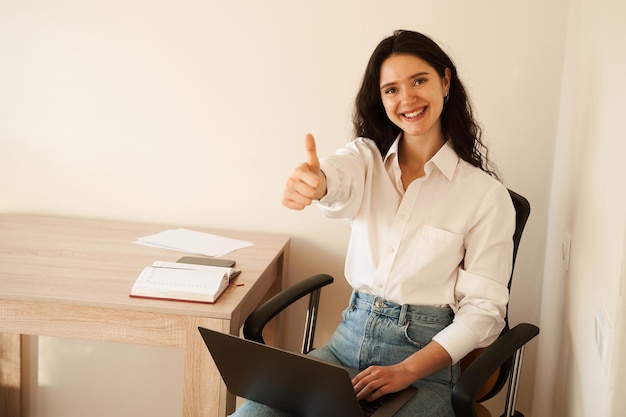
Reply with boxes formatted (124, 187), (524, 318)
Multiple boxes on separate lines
(350, 290), (454, 326)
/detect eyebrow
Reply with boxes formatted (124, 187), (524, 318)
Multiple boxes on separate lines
(380, 71), (430, 90)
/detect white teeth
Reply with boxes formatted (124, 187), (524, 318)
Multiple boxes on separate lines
(404, 108), (425, 118)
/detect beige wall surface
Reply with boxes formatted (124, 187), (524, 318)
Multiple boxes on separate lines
(3, 0), (621, 416)
(532, 1), (626, 416)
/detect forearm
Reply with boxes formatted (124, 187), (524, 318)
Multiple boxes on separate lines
(400, 340), (452, 382)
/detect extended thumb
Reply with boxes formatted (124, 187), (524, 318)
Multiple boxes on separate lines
(305, 133), (320, 170)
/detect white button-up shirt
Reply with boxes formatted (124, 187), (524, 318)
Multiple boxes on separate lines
(318, 137), (515, 363)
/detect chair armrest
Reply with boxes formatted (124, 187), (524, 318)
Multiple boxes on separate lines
(243, 273), (334, 344)
(451, 323), (540, 417)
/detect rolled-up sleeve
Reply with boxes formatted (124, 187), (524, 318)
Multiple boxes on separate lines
(433, 185), (515, 363)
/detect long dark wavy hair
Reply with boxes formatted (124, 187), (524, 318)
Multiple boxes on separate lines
(353, 30), (498, 178)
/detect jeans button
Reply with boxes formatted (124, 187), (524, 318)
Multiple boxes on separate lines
(375, 300), (384, 308)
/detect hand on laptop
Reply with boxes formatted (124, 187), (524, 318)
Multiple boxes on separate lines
(353, 341), (453, 402)
(352, 364), (414, 402)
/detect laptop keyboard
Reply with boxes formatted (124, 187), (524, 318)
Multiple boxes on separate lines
(359, 398), (385, 417)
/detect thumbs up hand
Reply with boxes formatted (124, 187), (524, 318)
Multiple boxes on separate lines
(282, 134), (327, 210)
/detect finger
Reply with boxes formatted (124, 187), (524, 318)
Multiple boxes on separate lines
(282, 191), (313, 210)
(353, 366), (379, 385)
(282, 178), (314, 209)
(355, 381), (382, 402)
(287, 162), (320, 191)
(282, 198), (307, 210)
(304, 133), (320, 171)
(353, 369), (377, 400)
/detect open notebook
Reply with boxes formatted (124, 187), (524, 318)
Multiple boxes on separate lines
(130, 261), (240, 303)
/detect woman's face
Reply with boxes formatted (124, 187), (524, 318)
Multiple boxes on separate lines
(379, 54), (450, 143)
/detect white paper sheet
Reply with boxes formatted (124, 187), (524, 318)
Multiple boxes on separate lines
(134, 228), (253, 257)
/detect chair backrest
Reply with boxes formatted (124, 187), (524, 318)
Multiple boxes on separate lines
(459, 189), (531, 402)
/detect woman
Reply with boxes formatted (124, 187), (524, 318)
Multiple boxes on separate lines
(237, 29), (515, 417)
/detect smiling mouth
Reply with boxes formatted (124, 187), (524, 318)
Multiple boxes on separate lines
(403, 108), (425, 119)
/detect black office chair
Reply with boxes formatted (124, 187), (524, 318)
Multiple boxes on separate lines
(244, 190), (539, 417)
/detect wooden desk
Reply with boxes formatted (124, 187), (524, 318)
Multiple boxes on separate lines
(0, 213), (290, 417)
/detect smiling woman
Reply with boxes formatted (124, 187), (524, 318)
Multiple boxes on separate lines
(250, 29), (518, 417)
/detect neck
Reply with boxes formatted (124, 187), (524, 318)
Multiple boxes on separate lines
(399, 133), (445, 167)
(397, 133), (445, 190)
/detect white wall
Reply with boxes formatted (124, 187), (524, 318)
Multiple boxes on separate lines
(0, 1), (575, 416)
(532, 0), (626, 416)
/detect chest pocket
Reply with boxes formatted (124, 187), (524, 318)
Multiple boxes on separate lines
(409, 225), (464, 272)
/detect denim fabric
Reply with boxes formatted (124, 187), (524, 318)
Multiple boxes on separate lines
(230, 291), (459, 417)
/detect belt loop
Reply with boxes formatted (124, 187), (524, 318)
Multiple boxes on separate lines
(399, 304), (408, 326)
(349, 291), (358, 310)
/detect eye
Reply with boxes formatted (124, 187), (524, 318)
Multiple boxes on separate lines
(413, 78), (426, 86)
(383, 87), (397, 95)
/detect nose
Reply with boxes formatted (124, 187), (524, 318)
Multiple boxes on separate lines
(399, 87), (417, 103)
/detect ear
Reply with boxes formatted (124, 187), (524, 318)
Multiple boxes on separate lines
(443, 67), (452, 93)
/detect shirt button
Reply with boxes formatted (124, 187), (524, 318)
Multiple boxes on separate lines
(386, 247), (394, 254)
(375, 282), (383, 289)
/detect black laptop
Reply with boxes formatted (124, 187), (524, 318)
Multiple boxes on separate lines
(198, 327), (417, 417)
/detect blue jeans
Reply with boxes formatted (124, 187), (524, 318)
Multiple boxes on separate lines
(230, 291), (459, 417)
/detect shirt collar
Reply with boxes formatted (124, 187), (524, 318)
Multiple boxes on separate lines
(427, 141), (459, 181)
(384, 136), (459, 181)
(383, 136), (401, 163)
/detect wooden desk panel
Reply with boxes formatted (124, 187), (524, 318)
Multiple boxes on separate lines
(0, 214), (289, 417)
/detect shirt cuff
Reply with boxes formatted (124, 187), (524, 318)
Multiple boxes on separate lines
(317, 159), (339, 204)
(432, 321), (481, 365)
